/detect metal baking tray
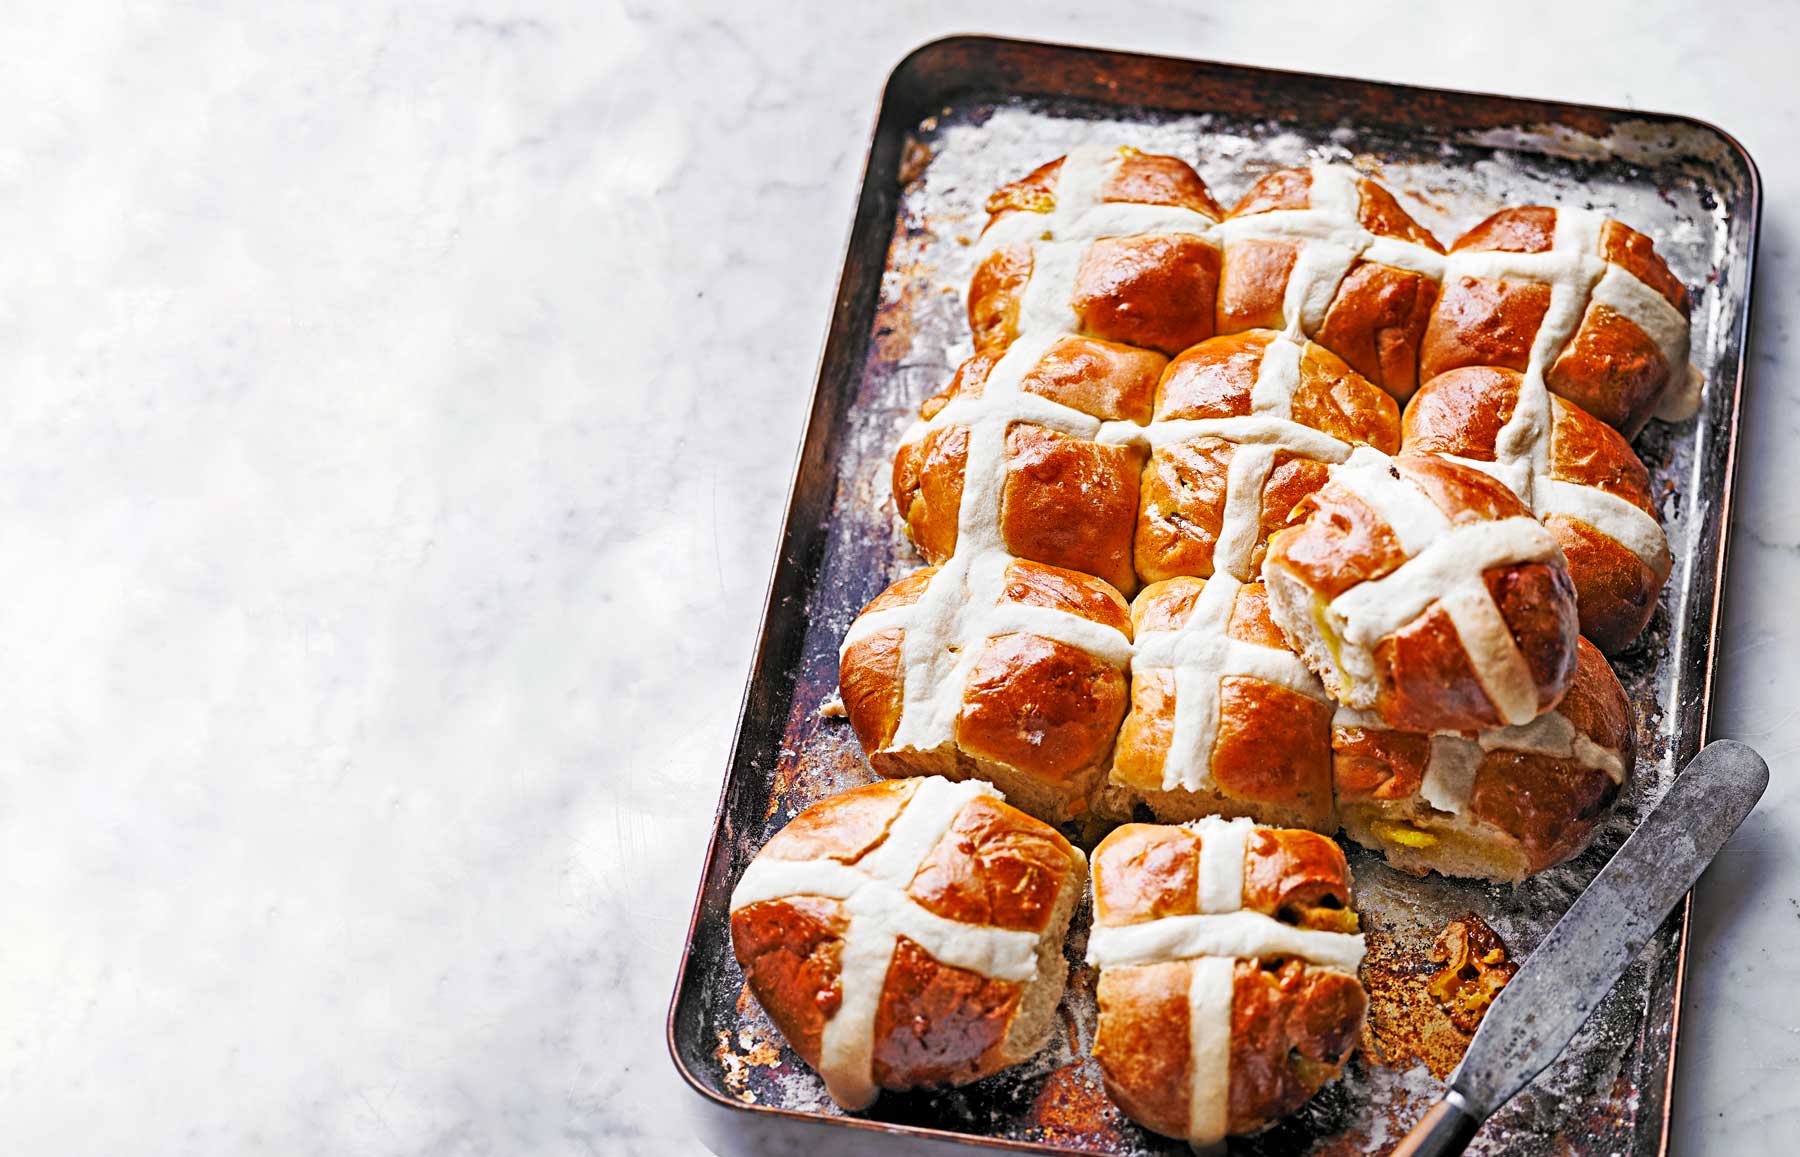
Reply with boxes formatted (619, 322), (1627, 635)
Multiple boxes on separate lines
(667, 35), (1760, 1156)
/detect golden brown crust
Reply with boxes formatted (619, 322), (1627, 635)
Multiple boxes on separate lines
(730, 895), (848, 1069)
(1022, 337), (1166, 424)
(973, 152), (1225, 356)
(1266, 487), (1408, 600)
(1094, 957), (1367, 1142)
(1000, 557), (1133, 636)
(732, 782), (1086, 1101)
(1093, 960), (1193, 1138)
(1554, 636), (1635, 753)
(1356, 179), (1445, 252)
(1210, 677), (1335, 824)
(1316, 261), (1440, 401)
(969, 236), (1223, 358)
(1227, 582), (1287, 649)
(870, 936), (1022, 1089)
(1375, 602), (1502, 731)
(922, 337), (1167, 424)
(1401, 366), (1666, 652)
(905, 794), (1081, 932)
(1105, 149), (1226, 218)
(1331, 638), (1631, 878)
(1132, 334), (1400, 584)
(896, 337), (1163, 592)
(1090, 823), (1201, 924)
(957, 633), (1129, 784)
(1107, 579), (1335, 829)
(968, 243), (1033, 354)
(1486, 561), (1583, 716)
(866, 567), (935, 614)
(1089, 818), (1366, 1141)
(1330, 727), (1429, 800)
(1152, 330), (1269, 419)
(838, 572), (934, 754)
(1329, 178), (1445, 401)
(1091, 821), (1354, 926)
(1466, 638), (1630, 869)
(1361, 560), (1577, 733)
(1229, 168), (1312, 217)
(983, 150), (1225, 222)
(1401, 366), (1658, 509)
(1228, 957), (1367, 1132)
(1133, 334), (1266, 581)
(1396, 450), (1533, 522)
(1138, 451), (1339, 592)
(1588, 576), (1663, 671)
(761, 777), (919, 863)
(985, 158), (1062, 218)
(1418, 275), (1550, 380)
(840, 563), (1132, 820)
(1423, 208), (1690, 437)
(1216, 237), (1299, 333)
(1073, 234), (1222, 355)
(927, 349), (999, 415)
(1217, 170), (1443, 400)
(1601, 218), (1689, 313)
(1240, 827), (1355, 918)
(1219, 170), (1321, 333)
(1134, 437), (1235, 582)
(1452, 206), (1556, 254)
(1108, 666), (1180, 797)
(1465, 748), (1620, 870)
(1292, 341), (1404, 449)
(1545, 301), (1672, 436)
(1253, 454), (1334, 563)
(1548, 398), (1657, 510)
(891, 425), (966, 565)
(1225, 169), (1443, 251)
(1130, 567), (1207, 636)
(1550, 518), (1661, 654)
(840, 628), (906, 752)
(1296, 451), (1535, 575)
(1266, 454), (1578, 732)
(1397, 364), (1516, 459)
(997, 425), (1144, 594)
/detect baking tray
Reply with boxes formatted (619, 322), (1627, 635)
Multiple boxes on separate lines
(667, 35), (1760, 1157)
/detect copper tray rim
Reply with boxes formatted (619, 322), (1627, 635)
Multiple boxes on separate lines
(663, 31), (1764, 1156)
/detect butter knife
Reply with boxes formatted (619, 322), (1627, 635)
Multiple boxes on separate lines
(1390, 739), (1768, 1156)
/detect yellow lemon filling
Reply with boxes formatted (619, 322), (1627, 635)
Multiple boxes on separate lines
(1371, 819), (1441, 849)
(1310, 593), (1348, 681)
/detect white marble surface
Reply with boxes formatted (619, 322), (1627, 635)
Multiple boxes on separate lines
(4, 1), (1795, 1153)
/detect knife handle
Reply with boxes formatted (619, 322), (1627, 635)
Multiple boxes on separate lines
(1388, 1090), (1482, 1157)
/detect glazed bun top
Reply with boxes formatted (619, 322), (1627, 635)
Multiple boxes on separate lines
(1263, 448), (1579, 732)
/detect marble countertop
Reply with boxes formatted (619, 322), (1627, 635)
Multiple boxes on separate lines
(7, 2), (1794, 1153)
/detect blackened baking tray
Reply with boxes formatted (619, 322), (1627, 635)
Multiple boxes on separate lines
(667, 35), (1760, 1157)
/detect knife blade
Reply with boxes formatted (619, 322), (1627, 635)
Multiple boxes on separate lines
(1390, 739), (1768, 1157)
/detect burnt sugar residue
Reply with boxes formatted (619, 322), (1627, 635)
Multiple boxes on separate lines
(1427, 911), (1520, 1034)
(1024, 1062), (1138, 1152)
(1357, 924), (1476, 1081)
(1358, 911), (1519, 1080)
(715, 983), (794, 1105)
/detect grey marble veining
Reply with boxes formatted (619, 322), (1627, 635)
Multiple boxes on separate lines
(3, 2), (1794, 1154)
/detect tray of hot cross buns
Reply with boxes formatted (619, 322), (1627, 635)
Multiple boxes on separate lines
(668, 35), (1760, 1157)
